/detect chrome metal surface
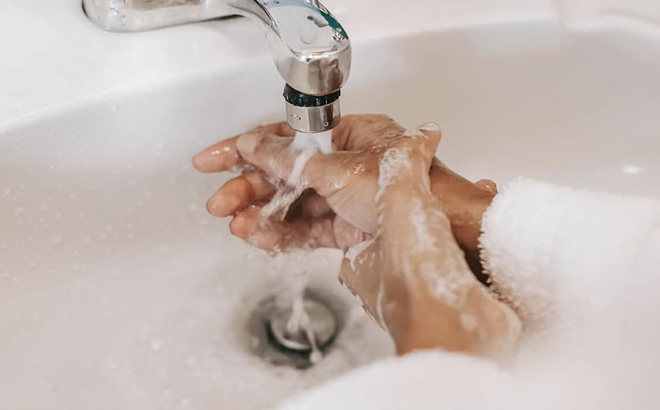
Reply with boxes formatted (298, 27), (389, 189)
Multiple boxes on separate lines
(268, 297), (338, 352)
(83, 0), (236, 31)
(245, 291), (345, 370)
(285, 99), (340, 133)
(83, 0), (352, 97)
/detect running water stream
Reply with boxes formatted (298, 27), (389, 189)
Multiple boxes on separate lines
(258, 130), (334, 362)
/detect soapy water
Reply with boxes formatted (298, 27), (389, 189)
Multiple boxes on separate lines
(257, 130), (334, 363)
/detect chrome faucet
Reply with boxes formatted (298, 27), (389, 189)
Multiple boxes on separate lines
(83, 0), (351, 133)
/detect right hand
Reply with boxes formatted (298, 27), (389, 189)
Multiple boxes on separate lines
(339, 132), (521, 358)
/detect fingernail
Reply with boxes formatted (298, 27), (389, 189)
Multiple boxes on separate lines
(236, 132), (261, 156)
(419, 122), (440, 132)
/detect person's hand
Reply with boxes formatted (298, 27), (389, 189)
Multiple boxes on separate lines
(193, 115), (398, 251)
(339, 131), (521, 358)
(193, 115), (495, 265)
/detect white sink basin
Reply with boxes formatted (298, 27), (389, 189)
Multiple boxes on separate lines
(1, 20), (660, 409)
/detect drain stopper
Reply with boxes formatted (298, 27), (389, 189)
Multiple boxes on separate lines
(268, 297), (338, 352)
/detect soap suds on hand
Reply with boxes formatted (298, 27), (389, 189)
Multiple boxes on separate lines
(376, 147), (411, 202)
(345, 239), (376, 271)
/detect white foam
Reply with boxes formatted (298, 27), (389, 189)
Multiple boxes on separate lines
(376, 147), (411, 202)
(345, 239), (376, 271)
(408, 197), (436, 252)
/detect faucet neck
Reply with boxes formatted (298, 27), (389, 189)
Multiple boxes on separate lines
(226, 0), (351, 96)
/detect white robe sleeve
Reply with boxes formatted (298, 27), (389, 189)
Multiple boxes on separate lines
(479, 178), (660, 332)
(276, 351), (526, 410)
(278, 178), (660, 410)
(479, 178), (660, 408)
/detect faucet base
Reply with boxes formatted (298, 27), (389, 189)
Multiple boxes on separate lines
(83, 0), (237, 32)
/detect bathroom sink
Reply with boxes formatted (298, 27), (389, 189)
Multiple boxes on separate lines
(2, 20), (660, 410)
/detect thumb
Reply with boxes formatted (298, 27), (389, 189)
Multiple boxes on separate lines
(376, 124), (441, 204)
(236, 131), (295, 181)
(417, 122), (442, 160)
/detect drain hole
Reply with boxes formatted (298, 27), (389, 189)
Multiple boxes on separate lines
(245, 291), (342, 369)
(267, 297), (338, 353)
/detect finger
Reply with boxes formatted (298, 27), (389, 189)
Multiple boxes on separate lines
(333, 115), (405, 151)
(333, 217), (369, 250)
(340, 240), (382, 324)
(416, 122), (442, 159)
(236, 132), (357, 194)
(193, 137), (241, 173)
(376, 125), (441, 206)
(301, 192), (333, 218)
(235, 132), (295, 180)
(206, 171), (276, 217)
(193, 122), (296, 173)
(229, 207), (340, 251)
(475, 179), (498, 194)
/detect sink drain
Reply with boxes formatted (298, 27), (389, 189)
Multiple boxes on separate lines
(268, 297), (338, 352)
(245, 291), (341, 369)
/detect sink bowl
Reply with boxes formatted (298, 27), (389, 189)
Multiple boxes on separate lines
(1, 20), (660, 409)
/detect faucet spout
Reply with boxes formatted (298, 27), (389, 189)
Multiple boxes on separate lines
(225, 0), (351, 97)
(226, 0), (351, 132)
(83, 0), (351, 132)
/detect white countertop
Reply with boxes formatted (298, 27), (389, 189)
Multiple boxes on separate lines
(2, 0), (659, 129)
